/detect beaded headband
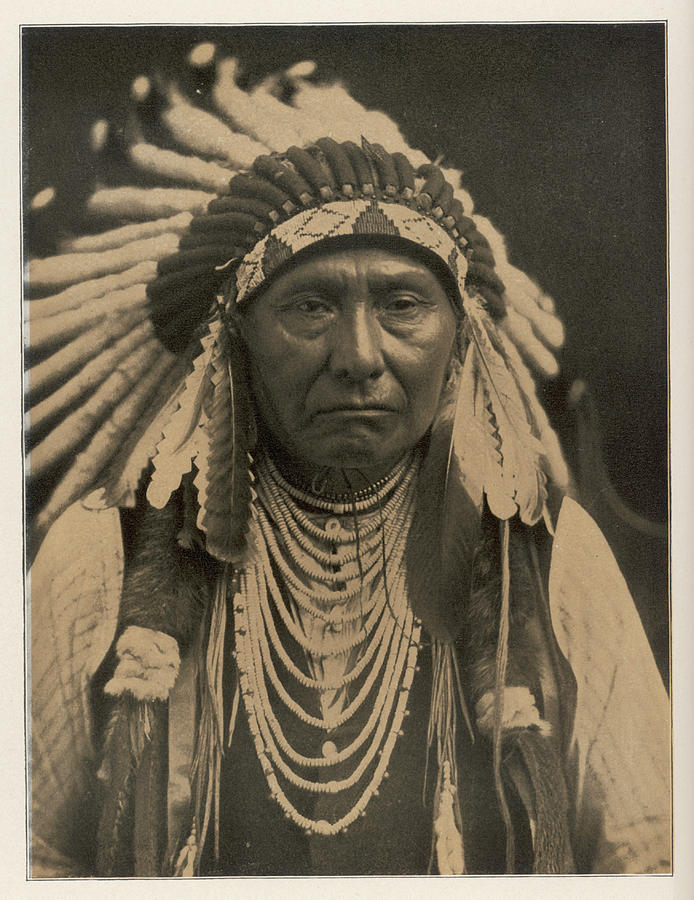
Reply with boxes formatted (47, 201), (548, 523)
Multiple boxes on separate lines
(233, 197), (469, 306)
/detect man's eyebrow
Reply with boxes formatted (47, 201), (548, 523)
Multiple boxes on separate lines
(365, 268), (435, 289)
(270, 273), (340, 297)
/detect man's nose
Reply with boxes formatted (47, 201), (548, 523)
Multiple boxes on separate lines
(329, 306), (385, 382)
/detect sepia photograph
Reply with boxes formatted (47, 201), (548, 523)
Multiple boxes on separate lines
(22, 22), (672, 881)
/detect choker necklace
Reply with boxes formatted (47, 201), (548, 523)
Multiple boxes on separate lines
(261, 451), (414, 512)
(230, 450), (422, 836)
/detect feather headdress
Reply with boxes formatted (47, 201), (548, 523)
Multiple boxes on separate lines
(26, 44), (567, 567)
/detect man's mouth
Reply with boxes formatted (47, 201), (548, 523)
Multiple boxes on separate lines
(312, 403), (399, 417)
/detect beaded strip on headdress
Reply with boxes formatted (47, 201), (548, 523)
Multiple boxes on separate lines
(232, 196), (469, 307)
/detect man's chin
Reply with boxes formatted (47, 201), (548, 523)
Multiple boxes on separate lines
(303, 436), (406, 479)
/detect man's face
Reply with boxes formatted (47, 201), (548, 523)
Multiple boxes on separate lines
(240, 245), (458, 479)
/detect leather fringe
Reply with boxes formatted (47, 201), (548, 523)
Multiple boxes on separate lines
(95, 694), (169, 876)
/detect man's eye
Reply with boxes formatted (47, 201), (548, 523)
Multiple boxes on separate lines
(293, 297), (332, 316)
(383, 293), (422, 313)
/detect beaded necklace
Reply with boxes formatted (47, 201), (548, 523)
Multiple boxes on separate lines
(231, 451), (423, 836)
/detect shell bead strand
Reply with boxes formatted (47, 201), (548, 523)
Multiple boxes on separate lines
(231, 453), (423, 835)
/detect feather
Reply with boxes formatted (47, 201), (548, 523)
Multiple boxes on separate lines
(28, 316), (155, 404)
(502, 307), (560, 379)
(29, 338), (165, 478)
(192, 413), (211, 533)
(147, 323), (219, 509)
(27, 261), (159, 314)
(61, 213), (193, 255)
(29, 282), (150, 352)
(129, 143), (234, 194)
(213, 58), (304, 150)
(289, 78), (429, 166)
(29, 233), (181, 289)
(95, 347), (197, 508)
(28, 320), (153, 439)
(31, 350), (178, 554)
(470, 212), (563, 376)
(87, 187), (213, 221)
(499, 271), (564, 349)
(448, 344), (518, 521)
(163, 86), (269, 168)
(461, 296), (547, 524)
(200, 320), (254, 562)
(496, 329), (571, 498)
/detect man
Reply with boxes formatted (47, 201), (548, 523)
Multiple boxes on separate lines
(27, 51), (670, 878)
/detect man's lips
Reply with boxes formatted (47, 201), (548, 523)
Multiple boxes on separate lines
(311, 403), (400, 418)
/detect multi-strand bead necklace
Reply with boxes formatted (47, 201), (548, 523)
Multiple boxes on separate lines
(232, 451), (422, 836)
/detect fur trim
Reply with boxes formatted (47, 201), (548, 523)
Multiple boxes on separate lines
(118, 485), (216, 647)
(461, 511), (539, 706)
(475, 686), (552, 738)
(104, 626), (180, 701)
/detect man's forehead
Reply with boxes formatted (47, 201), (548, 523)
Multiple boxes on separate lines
(270, 244), (446, 284)
(251, 237), (460, 304)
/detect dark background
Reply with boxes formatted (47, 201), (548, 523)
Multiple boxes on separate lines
(22, 24), (669, 676)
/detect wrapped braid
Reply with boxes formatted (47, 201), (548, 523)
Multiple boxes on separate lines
(314, 137), (358, 194)
(416, 164), (445, 211)
(287, 145), (337, 196)
(368, 144), (399, 195)
(342, 140), (376, 193)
